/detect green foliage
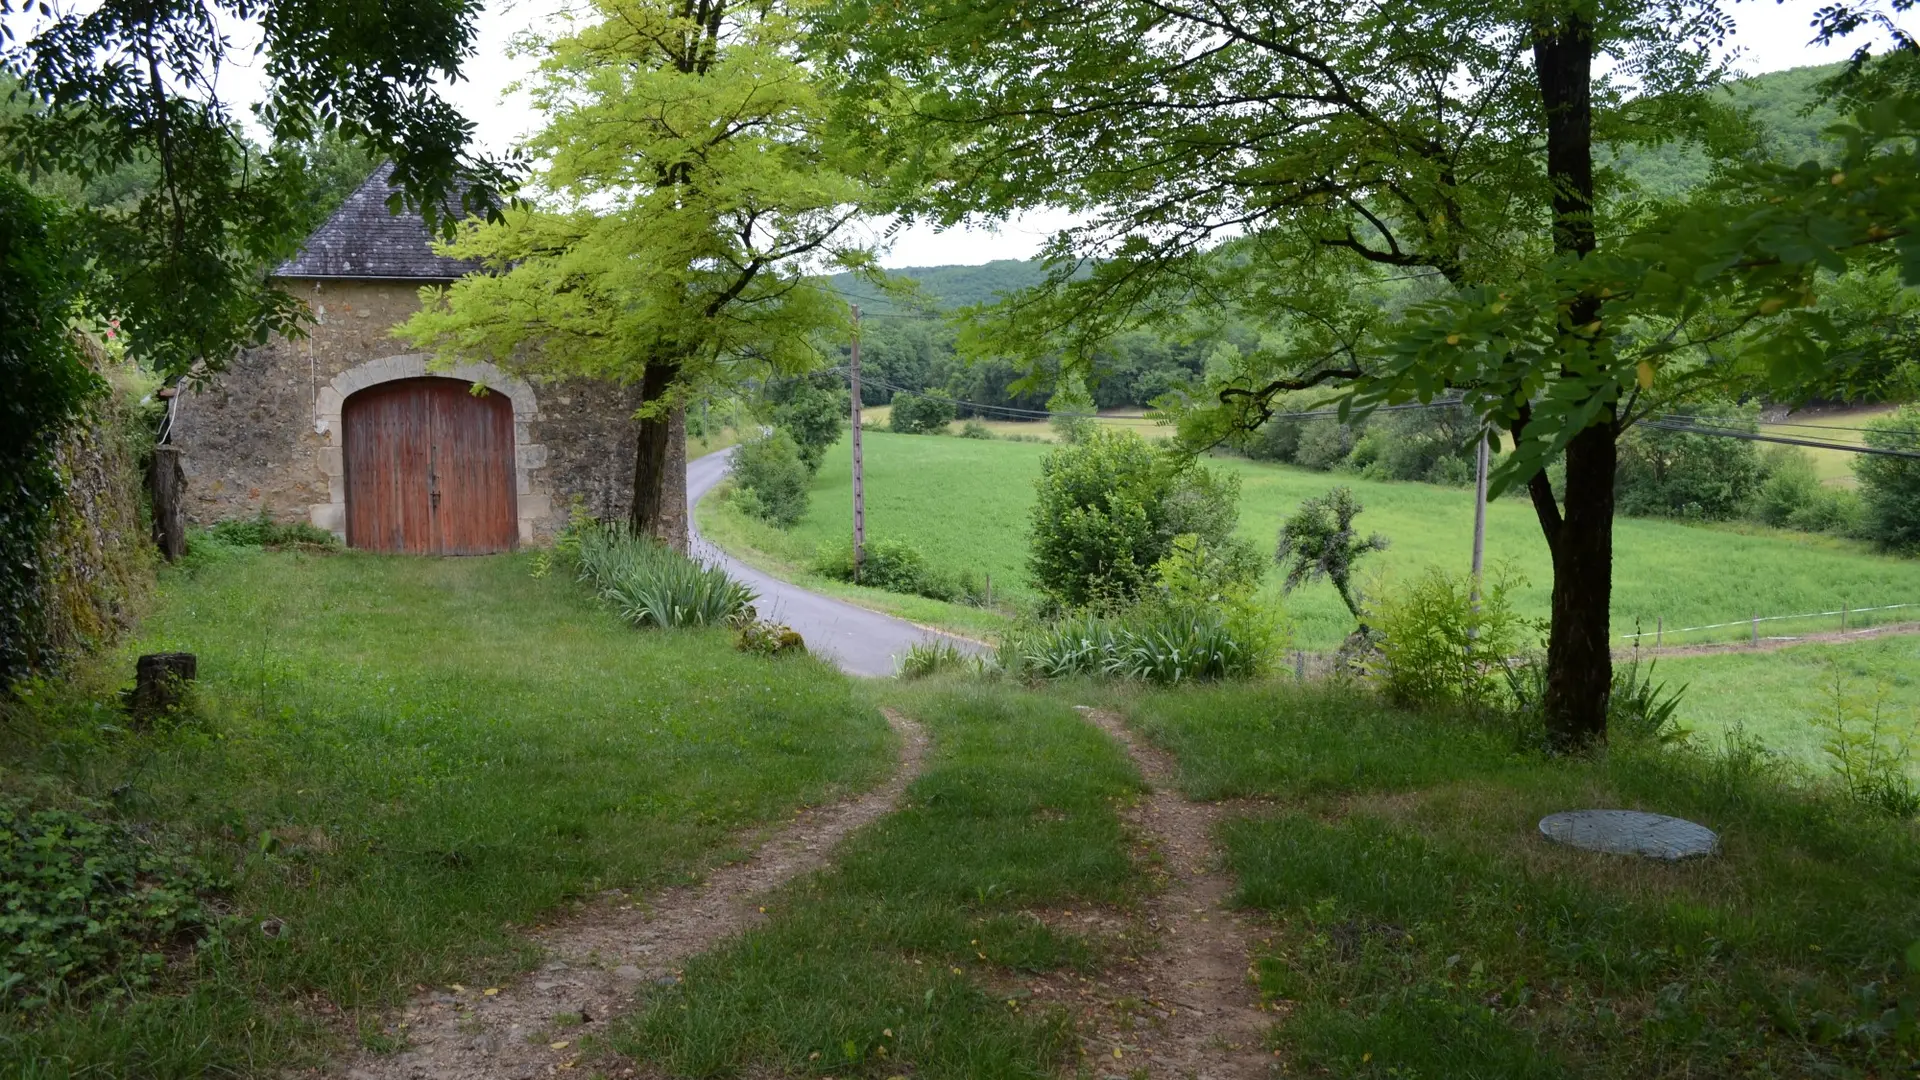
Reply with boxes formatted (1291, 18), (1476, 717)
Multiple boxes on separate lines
(732, 617), (806, 656)
(1275, 487), (1390, 622)
(1856, 405), (1920, 553)
(1047, 374), (1096, 444)
(887, 388), (958, 434)
(1616, 408), (1767, 520)
(767, 374), (847, 474)
(1753, 446), (1866, 535)
(1028, 429), (1248, 610)
(1000, 606), (1273, 684)
(1371, 564), (1530, 712)
(958, 419), (994, 439)
(0, 550), (888, 1072)
(813, 537), (981, 604)
(1, 799), (221, 1010)
(572, 523), (755, 628)
(1812, 664), (1920, 818)
(205, 512), (342, 549)
(0, 172), (103, 687)
(1606, 651), (1690, 745)
(895, 641), (975, 680)
(731, 432), (813, 528)
(3, 0), (500, 380)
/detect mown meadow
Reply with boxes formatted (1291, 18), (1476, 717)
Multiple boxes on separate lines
(704, 430), (1920, 650)
(0, 544), (893, 1076)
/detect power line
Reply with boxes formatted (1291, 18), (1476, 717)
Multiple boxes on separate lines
(1640, 419), (1920, 460)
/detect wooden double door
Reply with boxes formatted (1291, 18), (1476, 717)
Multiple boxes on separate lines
(343, 377), (518, 554)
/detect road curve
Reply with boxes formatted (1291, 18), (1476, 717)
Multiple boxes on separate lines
(688, 448), (982, 677)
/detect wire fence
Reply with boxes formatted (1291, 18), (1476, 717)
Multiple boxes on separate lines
(1618, 602), (1920, 648)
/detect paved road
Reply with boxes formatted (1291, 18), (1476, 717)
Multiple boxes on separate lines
(687, 448), (982, 677)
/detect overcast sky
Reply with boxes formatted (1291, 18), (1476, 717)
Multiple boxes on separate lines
(185, 0), (1906, 267)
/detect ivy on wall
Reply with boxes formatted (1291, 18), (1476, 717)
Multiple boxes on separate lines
(0, 173), (105, 686)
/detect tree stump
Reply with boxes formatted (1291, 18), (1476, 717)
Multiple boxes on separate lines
(129, 652), (197, 722)
(149, 445), (187, 562)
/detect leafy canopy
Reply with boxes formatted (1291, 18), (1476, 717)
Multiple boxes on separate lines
(399, 0), (880, 400)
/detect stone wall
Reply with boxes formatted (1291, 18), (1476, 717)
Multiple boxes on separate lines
(171, 277), (644, 544)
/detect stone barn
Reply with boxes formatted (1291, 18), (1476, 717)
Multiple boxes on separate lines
(172, 165), (649, 552)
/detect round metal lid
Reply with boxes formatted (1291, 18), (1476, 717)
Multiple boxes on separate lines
(1538, 809), (1720, 860)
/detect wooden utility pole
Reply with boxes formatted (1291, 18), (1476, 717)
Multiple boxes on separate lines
(849, 304), (866, 581)
(1470, 427), (1490, 599)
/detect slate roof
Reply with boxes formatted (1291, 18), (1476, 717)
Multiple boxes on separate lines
(274, 163), (488, 282)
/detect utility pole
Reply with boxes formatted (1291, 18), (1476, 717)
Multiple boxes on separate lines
(849, 304), (866, 582)
(1471, 427), (1490, 587)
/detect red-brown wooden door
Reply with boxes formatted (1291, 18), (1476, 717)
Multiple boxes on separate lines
(343, 378), (517, 554)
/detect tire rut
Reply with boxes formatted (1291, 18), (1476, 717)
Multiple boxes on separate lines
(339, 708), (930, 1080)
(1062, 706), (1276, 1080)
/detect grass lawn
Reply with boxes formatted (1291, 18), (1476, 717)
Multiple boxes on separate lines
(1107, 679), (1920, 1077)
(1651, 635), (1920, 764)
(612, 681), (1145, 1078)
(0, 546), (892, 1078)
(1759, 404), (1894, 487)
(708, 430), (1920, 654)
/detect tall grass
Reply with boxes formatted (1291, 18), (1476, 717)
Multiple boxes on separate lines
(572, 523), (754, 628)
(1001, 606), (1271, 684)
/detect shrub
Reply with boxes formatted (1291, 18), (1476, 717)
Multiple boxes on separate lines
(1000, 603), (1274, 685)
(572, 523), (755, 628)
(1752, 445), (1822, 527)
(766, 374), (846, 474)
(1855, 405), (1920, 553)
(1616, 406), (1765, 519)
(813, 537), (979, 603)
(1028, 428), (1252, 609)
(959, 419), (995, 440)
(888, 389), (958, 434)
(730, 431), (811, 527)
(207, 511), (341, 548)
(1, 799), (221, 1009)
(1275, 487), (1389, 623)
(1048, 375), (1097, 444)
(1348, 404), (1482, 485)
(1370, 563), (1529, 711)
(2, 174), (104, 687)
(734, 617), (806, 656)
(897, 641), (975, 679)
(1292, 418), (1359, 471)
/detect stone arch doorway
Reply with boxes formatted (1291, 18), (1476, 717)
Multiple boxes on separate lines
(311, 354), (549, 545)
(342, 377), (518, 553)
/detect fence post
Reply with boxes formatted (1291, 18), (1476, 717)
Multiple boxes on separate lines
(1656, 615), (1663, 648)
(1295, 650), (1306, 681)
(985, 573), (992, 610)
(1842, 602), (1848, 632)
(1752, 612), (1759, 646)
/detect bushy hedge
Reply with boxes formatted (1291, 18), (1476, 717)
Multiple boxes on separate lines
(1, 174), (104, 687)
(1029, 428), (1260, 609)
(730, 431), (811, 528)
(1857, 405), (1920, 553)
(1242, 400), (1482, 485)
(1615, 407), (1766, 520)
(814, 536), (984, 604)
(889, 389), (957, 434)
(766, 374), (846, 474)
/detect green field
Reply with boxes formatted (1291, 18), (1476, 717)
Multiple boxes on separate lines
(713, 430), (1920, 653)
(1758, 404), (1895, 487)
(0, 547), (891, 1075)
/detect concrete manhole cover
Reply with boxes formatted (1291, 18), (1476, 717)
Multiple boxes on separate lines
(1538, 809), (1719, 860)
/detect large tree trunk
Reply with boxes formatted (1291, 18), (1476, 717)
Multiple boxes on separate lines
(1531, 10), (1615, 750)
(629, 362), (688, 553)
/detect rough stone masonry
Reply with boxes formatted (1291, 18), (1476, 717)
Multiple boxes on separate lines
(170, 166), (648, 545)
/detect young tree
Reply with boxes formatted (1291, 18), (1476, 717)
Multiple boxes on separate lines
(821, 0), (1733, 748)
(1275, 487), (1389, 624)
(0, 0), (503, 380)
(399, 0), (877, 549)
